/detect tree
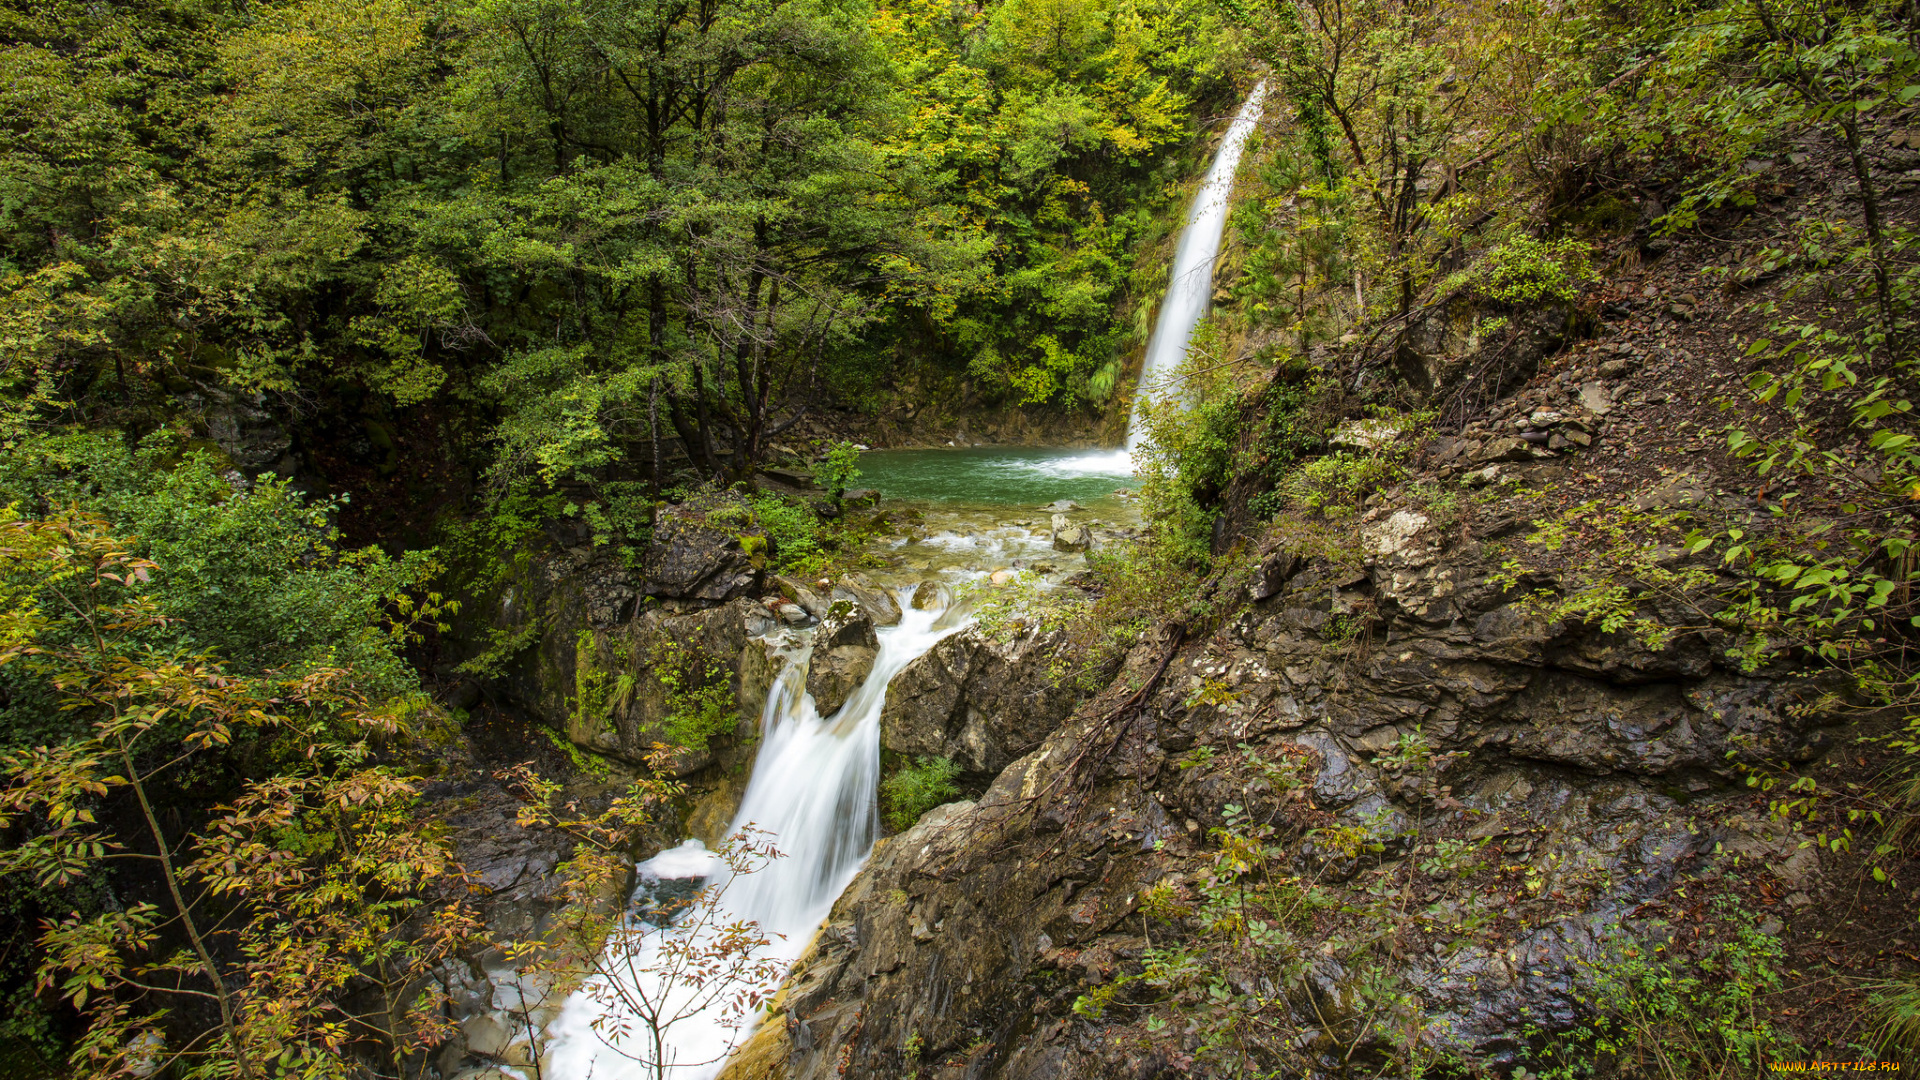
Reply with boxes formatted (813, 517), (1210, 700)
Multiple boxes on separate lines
(0, 510), (479, 1079)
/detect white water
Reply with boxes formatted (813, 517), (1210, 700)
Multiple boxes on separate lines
(546, 594), (962, 1079)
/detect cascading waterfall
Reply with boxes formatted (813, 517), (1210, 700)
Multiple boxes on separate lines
(544, 593), (963, 1079)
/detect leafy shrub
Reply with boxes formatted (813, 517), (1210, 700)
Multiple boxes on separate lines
(750, 494), (824, 571)
(1284, 450), (1408, 514)
(815, 440), (863, 500)
(1533, 898), (1799, 1077)
(651, 637), (737, 754)
(0, 432), (440, 748)
(1478, 235), (1597, 305)
(881, 756), (961, 831)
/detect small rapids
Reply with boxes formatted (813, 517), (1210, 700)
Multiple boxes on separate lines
(543, 593), (964, 1079)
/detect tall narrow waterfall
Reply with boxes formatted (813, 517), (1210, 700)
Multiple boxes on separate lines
(545, 595), (962, 1079)
(1125, 82), (1268, 451)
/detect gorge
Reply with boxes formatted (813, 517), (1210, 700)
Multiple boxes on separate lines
(3, 0), (1916, 1076)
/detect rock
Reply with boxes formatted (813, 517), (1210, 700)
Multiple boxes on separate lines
(1475, 437), (1534, 463)
(1362, 510), (1431, 564)
(989, 568), (1019, 585)
(1051, 513), (1092, 552)
(1630, 472), (1712, 511)
(758, 467), (818, 489)
(1578, 380), (1615, 415)
(1330, 418), (1403, 450)
(807, 599), (879, 716)
(772, 575), (831, 619)
(833, 572), (902, 626)
(460, 1011), (514, 1059)
(1599, 358), (1637, 378)
(910, 580), (951, 611)
(642, 509), (762, 602)
(879, 628), (1078, 774)
(1396, 299), (1573, 403)
(744, 602), (778, 637)
(841, 488), (880, 507)
(1463, 465), (1503, 487)
(1250, 549), (1301, 601)
(777, 602), (810, 625)
(1042, 500), (1082, 513)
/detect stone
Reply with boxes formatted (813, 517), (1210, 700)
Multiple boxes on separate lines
(833, 572), (902, 626)
(460, 1012), (515, 1059)
(642, 510), (762, 602)
(1579, 381), (1614, 415)
(1599, 358), (1636, 378)
(1250, 549), (1300, 601)
(880, 628), (1078, 774)
(1051, 513), (1092, 552)
(1330, 418), (1403, 450)
(841, 488), (880, 507)
(910, 580), (951, 611)
(1629, 472), (1712, 511)
(1474, 437), (1534, 463)
(1363, 510), (1430, 562)
(777, 603), (810, 625)
(989, 569), (1018, 585)
(807, 599), (879, 716)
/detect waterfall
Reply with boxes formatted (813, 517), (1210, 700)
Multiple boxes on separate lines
(1125, 82), (1268, 452)
(544, 593), (962, 1079)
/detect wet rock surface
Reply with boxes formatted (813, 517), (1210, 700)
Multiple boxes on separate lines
(807, 596), (880, 717)
(880, 626), (1080, 775)
(643, 504), (765, 602)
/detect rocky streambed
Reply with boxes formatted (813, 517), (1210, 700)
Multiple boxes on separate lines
(425, 430), (1836, 1080)
(426, 478), (1141, 1079)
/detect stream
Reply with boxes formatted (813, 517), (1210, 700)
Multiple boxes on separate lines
(540, 81), (1266, 1080)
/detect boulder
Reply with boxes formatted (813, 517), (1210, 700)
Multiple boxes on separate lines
(806, 599), (879, 716)
(1250, 548), (1301, 601)
(880, 627), (1079, 774)
(910, 580), (951, 611)
(772, 575), (830, 619)
(1051, 513), (1092, 552)
(832, 571), (902, 626)
(642, 510), (762, 603)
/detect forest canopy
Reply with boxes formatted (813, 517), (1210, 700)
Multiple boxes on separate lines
(1, 0), (1234, 513)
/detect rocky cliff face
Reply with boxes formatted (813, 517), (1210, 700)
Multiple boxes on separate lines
(719, 481), (1830, 1079)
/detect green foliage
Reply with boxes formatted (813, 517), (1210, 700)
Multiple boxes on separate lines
(0, 512), (481, 1080)
(816, 441), (864, 501)
(1533, 899), (1799, 1078)
(750, 494), (825, 573)
(651, 638), (737, 756)
(0, 432), (442, 749)
(881, 756), (962, 832)
(1476, 236), (1598, 306)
